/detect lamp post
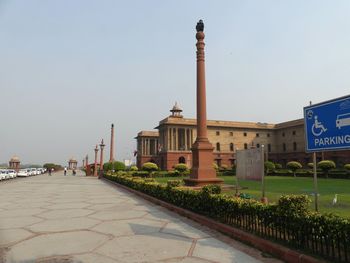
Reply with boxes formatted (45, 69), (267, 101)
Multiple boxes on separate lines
(94, 145), (99, 177)
(99, 139), (105, 178)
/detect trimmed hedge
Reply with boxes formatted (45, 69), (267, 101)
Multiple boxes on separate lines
(104, 173), (350, 262)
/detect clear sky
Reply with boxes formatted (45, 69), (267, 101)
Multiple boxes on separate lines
(1, 0), (350, 165)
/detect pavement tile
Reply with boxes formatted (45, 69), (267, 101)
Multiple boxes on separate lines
(89, 210), (147, 220)
(38, 209), (94, 219)
(0, 229), (34, 246)
(192, 238), (261, 263)
(96, 232), (192, 262)
(5, 230), (109, 262)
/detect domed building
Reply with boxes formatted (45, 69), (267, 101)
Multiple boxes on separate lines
(9, 156), (20, 172)
(68, 158), (78, 170)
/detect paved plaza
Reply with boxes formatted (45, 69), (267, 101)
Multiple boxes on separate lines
(0, 172), (280, 263)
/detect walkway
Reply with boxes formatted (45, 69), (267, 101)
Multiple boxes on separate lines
(0, 171), (281, 263)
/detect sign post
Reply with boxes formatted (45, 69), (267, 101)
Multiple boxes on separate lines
(304, 95), (350, 211)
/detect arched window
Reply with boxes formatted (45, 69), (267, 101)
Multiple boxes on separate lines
(268, 144), (271, 153)
(244, 143), (248, 150)
(216, 142), (221, 151)
(293, 142), (297, 151)
(256, 143), (260, 148)
(230, 143), (234, 151)
(283, 143), (286, 152)
(178, 156), (186, 164)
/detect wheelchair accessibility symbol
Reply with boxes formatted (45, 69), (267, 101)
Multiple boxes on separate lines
(312, 116), (327, 136)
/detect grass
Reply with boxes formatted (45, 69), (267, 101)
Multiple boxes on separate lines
(154, 175), (350, 218)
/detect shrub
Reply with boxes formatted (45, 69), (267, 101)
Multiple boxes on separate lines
(344, 164), (350, 172)
(277, 194), (311, 217)
(166, 180), (182, 188)
(130, 165), (138, 171)
(212, 163), (219, 172)
(274, 163), (282, 169)
(103, 161), (126, 172)
(307, 163), (314, 169)
(286, 161), (302, 177)
(317, 160), (336, 178)
(264, 161), (275, 174)
(174, 163), (188, 176)
(219, 164), (229, 171)
(142, 162), (159, 173)
(201, 184), (222, 195)
(167, 170), (180, 177)
(131, 171), (149, 177)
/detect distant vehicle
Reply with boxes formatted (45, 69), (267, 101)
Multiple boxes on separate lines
(0, 170), (7, 180)
(336, 113), (350, 129)
(17, 169), (29, 177)
(7, 170), (16, 179)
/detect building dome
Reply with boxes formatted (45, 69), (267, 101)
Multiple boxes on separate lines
(170, 102), (183, 118)
(10, 156), (20, 163)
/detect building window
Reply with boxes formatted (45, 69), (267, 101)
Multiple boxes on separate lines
(243, 132), (247, 137)
(256, 133), (259, 137)
(244, 143), (248, 149)
(230, 143), (234, 151)
(256, 143), (260, 148)
(178, 156), (186, 164)
(283, 143), (286, 152)
(216, 131), (220, 136)
(268, 144), (271, 153)
(282, 132), (285, 137)
(293, 142), (297, 151)
(216, 142), (221, 151)
(292, 130), (296, 135)
(229, 131), (233, 136)
(267, 133), (270, 137)
(216, 159), (221, 167)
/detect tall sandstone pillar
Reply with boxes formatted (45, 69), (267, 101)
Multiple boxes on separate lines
(109, 124), (115, 162)
(185, 20), (223, 186)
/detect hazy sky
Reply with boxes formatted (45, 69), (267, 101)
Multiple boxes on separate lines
(1, 1), (350, 165)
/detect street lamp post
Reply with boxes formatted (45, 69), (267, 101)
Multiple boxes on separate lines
(99, 139), (105, 178)
(94, 145), (99, 177)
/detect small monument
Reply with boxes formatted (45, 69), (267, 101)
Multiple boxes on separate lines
(184, 20), (223, 186)
(68, 158), (78, 170)
(9, 156), (20, 172)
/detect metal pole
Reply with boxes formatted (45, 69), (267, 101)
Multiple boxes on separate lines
(261, 145), (266, 202)
(313, 152), (318, 211)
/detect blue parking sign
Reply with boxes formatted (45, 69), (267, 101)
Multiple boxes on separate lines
(304, 95), (350, 152)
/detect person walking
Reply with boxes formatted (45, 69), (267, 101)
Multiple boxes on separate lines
(48, 168), (52, 176)
(64, 167), (67, 176)
(72, 169), (76, 176)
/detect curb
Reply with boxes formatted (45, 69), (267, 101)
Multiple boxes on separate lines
(102, 178), (324, 263)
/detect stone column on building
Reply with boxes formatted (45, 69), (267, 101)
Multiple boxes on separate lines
(94, 145), (99, 177)
(185, 20), (223, 186)
(109, 124), (115, 162)
(99, 139), (105, 178)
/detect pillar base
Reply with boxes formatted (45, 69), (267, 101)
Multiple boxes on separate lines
(184, 178), (224, 187)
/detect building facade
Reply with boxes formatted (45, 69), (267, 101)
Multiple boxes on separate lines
(136, 104), (350, 170)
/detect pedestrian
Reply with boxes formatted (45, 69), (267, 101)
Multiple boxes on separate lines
(64, 167), (67, 176)
(73, 169), (76, 176)
(48, 168), (52, 176)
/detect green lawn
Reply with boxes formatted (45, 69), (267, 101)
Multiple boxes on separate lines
(154, 176), (350, 218)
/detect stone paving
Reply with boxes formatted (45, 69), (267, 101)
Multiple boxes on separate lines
(0, 171), (282, 263)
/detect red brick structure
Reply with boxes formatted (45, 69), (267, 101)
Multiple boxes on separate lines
(9, 156), (20, 172)
(135, 131), (159, 169)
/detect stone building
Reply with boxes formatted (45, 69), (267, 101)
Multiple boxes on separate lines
(9, 156), (20, 172)
(136, 104), (350, 170)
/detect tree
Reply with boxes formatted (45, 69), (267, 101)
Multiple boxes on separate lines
(307, 163), (314, 169)
(317, 160), (336, 178)
(264, 161), (275, 174)
(174, 163), (188, 176)
(286, 161), (302, 177)
(142, 162), (158, 174)
(274, 163), (282, 169)
(43, 163), (62, 171)
(129, 165), (138, 171)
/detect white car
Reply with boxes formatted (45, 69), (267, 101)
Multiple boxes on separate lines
(0, 170), (7, 180)
(17, 169), (29, 177)
(7, 170), (16, 179)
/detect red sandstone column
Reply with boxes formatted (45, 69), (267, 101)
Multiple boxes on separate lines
(94, 145), (99, 177)
(99, 139), (105, 178)
(185, 20), (223, 186)
(109, 124), (115, 162)
(85, 155), (88, 170)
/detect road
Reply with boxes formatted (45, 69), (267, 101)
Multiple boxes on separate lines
(0, 171), (281, 263)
